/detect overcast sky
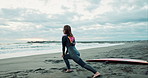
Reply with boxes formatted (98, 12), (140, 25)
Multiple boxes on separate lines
(0, 0), (147, 42)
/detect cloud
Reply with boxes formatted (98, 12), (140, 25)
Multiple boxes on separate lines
(0, 0), (147, 41)
(73, 21), (147, 41)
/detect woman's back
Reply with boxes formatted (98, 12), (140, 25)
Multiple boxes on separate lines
(62, 35), (76, 48)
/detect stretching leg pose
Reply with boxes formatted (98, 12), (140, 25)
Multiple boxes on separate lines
(62, 25), (101, 78)
(63, 46), (97, 74)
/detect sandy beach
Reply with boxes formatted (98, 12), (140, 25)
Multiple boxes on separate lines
(0, 42), (148, 78)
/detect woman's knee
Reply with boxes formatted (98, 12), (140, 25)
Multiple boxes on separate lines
(63, 56), (67, 60)
(63, 54), (71, 60)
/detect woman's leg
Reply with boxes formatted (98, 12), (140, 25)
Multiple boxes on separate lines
(63, 54), (71, 69)
(71, 55), (97, 74)
(69, 47), (97, 74)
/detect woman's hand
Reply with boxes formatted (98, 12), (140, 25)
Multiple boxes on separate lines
(62, 55), (65, 57)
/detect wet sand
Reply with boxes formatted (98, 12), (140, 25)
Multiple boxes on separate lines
(0, 42), (148, 78)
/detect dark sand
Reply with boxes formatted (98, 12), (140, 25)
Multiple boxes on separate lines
(0, 42), (148, 78)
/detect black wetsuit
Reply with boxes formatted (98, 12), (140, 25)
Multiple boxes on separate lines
(62, 34), (97, 74)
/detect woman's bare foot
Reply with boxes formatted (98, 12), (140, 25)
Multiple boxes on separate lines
(65, 69), (73, 73)
(92, 72), (101, 78)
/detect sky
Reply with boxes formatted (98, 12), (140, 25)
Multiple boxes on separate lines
(0, 0), (148, 42)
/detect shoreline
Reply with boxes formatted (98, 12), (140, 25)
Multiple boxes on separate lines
(0, 43), (125, 60)
(0, 42), (147, 78)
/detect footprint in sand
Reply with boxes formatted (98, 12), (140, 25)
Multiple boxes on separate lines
(44, 59), (63, 63)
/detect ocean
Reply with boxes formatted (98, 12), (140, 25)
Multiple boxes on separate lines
(0, 41), (124, 59)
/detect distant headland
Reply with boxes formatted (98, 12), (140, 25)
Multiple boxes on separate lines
(27, 40), (148, 43)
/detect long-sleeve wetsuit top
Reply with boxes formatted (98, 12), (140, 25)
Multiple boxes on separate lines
(62, 34), (76, 55)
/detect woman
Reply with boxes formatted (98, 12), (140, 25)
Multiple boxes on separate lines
(62, 25), (100, 78)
